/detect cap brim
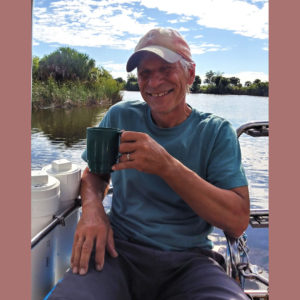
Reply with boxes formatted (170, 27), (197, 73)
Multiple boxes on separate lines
(126, 45), (182, 72)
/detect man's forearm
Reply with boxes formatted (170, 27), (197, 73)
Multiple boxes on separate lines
(71, 167), (116, 275)
(80, 167), (110, 213)
(160, 155), (249, 238)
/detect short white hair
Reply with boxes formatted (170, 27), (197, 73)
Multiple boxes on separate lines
(179, 58), (195, 93)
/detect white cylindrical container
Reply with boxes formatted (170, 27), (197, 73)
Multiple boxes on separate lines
(31, 170), (60, 238)
(42, 159), (81, 211)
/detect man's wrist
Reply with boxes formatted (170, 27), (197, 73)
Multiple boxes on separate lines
(82, 200), (107, 218)
(160, 154), (182, 181)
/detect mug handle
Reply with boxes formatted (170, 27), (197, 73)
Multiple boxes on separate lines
(116, 130), (123, 163)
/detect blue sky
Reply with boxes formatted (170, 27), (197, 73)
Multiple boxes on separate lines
(32, 0), (268, 84)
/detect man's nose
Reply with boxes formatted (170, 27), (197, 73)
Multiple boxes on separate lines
(148, 72), (164, 88)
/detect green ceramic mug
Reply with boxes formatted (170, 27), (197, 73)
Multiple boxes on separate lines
(86, 127), (122, 174)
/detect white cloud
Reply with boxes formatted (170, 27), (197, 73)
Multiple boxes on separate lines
(176, 27), (189, 32)
(33, 0), (268, 52)
(250, 0), (268, 3)
(262, 43), (268, 51)
(33, 0), (157, 50)
(101, 61), (128, 79)
(140, 0), (268, 39)
(190, 42), (228, 55)
(167, 15), (193, 24)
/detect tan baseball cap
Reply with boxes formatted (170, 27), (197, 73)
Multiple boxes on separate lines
(126, 28), (193, 72)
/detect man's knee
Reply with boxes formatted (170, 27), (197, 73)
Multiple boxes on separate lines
(47, 254), (131, 300)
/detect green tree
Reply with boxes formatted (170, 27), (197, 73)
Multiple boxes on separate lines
(115, 77), (125, 84)
(244, 80), (268, 96)
(244, 81), (252, 87)
(190, 75), (201, 93)
(229, 77), (240, 86)
(98, 67), (113, 79)
(253, 81), (268, 96)
(32, 56), (40, 80)
(38, 47), (95, 82)
(212, 75), (223, 87)
(115, 77), (126, 89)
(218, 77), (230, 94)
(209, 75), (230, 94)
(88, 67), (102, 82)
(125, 74), (139, 91)
(204, 70), (215, 84)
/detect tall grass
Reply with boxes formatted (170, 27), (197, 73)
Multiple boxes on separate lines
(32, 77), (123, 110)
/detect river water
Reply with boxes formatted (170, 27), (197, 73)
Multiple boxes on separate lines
(31, 91), (269, 280)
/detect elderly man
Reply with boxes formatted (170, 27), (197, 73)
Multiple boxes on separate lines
(49, 28), (249, 300)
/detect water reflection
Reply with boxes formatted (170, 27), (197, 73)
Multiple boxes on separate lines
(239, 135), (269, 209)
(31, 106), (108, 147)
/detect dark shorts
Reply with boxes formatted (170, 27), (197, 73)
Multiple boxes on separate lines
(47, 238), (249, 300)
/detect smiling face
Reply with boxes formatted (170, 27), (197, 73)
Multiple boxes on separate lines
(137, 53), (195, 126)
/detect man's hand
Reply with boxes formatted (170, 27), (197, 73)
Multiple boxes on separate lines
(70, 207), (118, 275)
(112, 131), (171, 175)
(70, 168), (118, 275)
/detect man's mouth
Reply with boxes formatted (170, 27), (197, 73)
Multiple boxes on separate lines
(147, 89), (174, 97)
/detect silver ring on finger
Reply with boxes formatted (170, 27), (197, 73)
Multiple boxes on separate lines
(127, 153), (131, 161)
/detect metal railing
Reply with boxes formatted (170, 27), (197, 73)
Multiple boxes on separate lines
(225, 121), (269, 299)
(236, 121), (269, 138)
(31, 198), (81, 249)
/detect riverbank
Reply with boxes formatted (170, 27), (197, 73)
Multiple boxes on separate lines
(32, 78), (123, 110)
(32, 80), (268, 110)
(124, 83), (269, 97)
(124, 74), (268, 97)
(199, 83), (268, 96)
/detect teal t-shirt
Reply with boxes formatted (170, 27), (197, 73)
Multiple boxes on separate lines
(82, 100), (247, 251)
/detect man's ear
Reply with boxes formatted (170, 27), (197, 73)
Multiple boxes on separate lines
(187, 63), (196, 85)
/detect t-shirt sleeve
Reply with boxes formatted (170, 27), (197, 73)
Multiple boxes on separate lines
(206, 121), (248, 189)
(81, 110), (112, 162)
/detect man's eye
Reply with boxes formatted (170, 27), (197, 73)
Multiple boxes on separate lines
(161, 67), (172, 74)
(139, 71), (150, 78)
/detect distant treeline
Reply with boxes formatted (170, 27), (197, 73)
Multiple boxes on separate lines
(32, 47), (268, 110)
(121, 70), (268, 97)
(32, 47), (123, 110)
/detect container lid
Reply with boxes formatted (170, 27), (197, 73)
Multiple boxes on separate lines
(42, 159), (80, 176)
(31, 170), (48, 186)
(31, 170), (60, 192)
